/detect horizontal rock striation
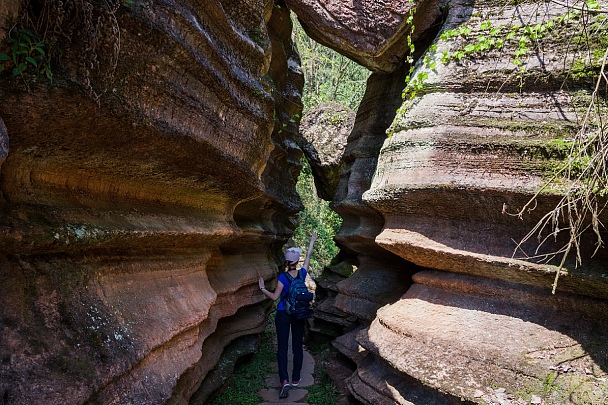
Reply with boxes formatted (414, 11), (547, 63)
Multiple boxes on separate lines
(0, 1), (302, 404)
(371, 0), (608, 294)
(363, 271), (608, 404)
(310, 66), (419, 340)
(334, 67), (417, 319)
(338, 0), (608, 403)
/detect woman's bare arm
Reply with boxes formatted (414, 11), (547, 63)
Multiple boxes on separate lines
(259, 276), (284, 301)
(302, 232), (318, 271)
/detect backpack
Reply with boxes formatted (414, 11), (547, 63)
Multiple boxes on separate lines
(283, 270), (314, 320)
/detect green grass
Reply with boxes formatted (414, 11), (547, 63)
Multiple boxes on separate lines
(307, 363), (339, 405)
(209, 327), (276, 405)
(307, 335), (340, 405)
(209, 322), (342, 405)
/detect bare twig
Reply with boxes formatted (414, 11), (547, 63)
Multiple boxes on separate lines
(513, 45), (608, 293)
(550, 0), (608, 14)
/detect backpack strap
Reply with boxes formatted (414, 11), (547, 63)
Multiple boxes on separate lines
(285, 269), (300, 283)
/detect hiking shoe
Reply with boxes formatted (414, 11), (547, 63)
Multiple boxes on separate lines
(291, 378), (302, 387)
(279, 380), (290, 398)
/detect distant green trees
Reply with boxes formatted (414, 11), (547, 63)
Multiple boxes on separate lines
(293, 158), (342, 276)
(292, 16), (370, 113)
(290, 14), (368, 275)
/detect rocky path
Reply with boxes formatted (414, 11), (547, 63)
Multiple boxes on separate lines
(256, 339), (315, 404)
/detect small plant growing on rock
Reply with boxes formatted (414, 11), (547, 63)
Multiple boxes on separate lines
(0, 28), (54, 86)
(398, 0), (608, 290)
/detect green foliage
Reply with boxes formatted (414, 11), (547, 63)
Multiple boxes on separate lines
(208, 324), (340, 405)
(307, 377), (339, 405)
(292, 15), (369, 112)
(209, 328), (276, 405)
(3, 0), (136, 94)
(396, 2), (608, 280)
(306, 339), (340, 405)
(402, 1), (608, 101)
(290, 13), (351, 274)
(402, 0), (419, 100)
(0, 28), (54, 83)
(122, 0), (145, 6)
(542, 371), (559, 397)
(437, 11), (574, 73)
(293, 158), (342, 276)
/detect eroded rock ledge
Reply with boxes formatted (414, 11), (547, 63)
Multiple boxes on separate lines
(0, 1), (302, 403)
(325, 0), (608, 404)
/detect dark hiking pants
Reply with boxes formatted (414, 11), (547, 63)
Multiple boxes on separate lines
(275, 310), (305, 384)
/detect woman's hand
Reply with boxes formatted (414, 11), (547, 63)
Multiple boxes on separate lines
(303, 232), (318, 270)
(258, 277), (265, 290)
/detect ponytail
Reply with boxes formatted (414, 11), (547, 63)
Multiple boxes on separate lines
(283, 261), (297, 272)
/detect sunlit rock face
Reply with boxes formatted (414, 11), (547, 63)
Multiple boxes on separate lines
(370, 0), (608, 294)
(0, 1), (302, 404)
(334, 0), (608, 403)
(284, 0), (444, 73)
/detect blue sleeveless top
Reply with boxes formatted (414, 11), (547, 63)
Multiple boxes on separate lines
(277, 268), (307, 311)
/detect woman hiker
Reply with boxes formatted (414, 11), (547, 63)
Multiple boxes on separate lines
(258, 232), (318, 399)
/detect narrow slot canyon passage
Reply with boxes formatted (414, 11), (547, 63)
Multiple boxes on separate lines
(1, 1), (607, 405)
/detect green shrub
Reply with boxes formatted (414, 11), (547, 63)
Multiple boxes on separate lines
(0, 28), (53, 83)
(293, 157), (342, 276)
(209, 328), (276, 405)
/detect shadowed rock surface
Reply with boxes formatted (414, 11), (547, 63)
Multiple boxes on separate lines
(2, 0), (607, 403)
(0, 1), (302, 404)
(0, 0), (18, 43)
(0, 118), (7, 173)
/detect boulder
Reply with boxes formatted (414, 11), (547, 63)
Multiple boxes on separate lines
(331, 0), (608, 403)
(368, 0), (608, 296)
(361, 271), (608, 404)
(299, 101), (354, 201)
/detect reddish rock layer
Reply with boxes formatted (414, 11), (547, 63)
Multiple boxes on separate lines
(285, 0), (444, 72)
(0, 1), (302, 403)
(361, 271), (608, 404)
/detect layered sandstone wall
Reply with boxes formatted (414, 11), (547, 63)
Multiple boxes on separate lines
(323, 0), (608, 404)
(0, 1), (302, 404)
(291, 0), (608, 404)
